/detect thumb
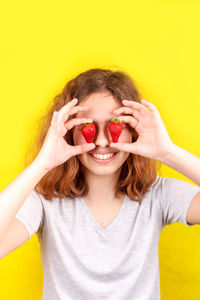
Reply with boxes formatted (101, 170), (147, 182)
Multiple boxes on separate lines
(73, 143), (96, 156)
(110, 142), (136, 154)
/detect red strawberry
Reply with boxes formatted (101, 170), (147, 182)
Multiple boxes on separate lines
(108, 118), (123, 143)
(81, 122), (96, 143)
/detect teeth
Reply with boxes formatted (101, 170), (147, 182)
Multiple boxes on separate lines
(92, 153), (115, 159)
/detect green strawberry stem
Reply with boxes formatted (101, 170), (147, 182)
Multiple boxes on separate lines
(110, 117), (122, 123)
(83, 122), (93, 126)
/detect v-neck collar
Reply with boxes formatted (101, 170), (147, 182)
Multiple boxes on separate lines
(78, 194), (128, 233)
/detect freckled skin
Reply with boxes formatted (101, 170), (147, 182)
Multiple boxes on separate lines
(72, 92), (132, 176)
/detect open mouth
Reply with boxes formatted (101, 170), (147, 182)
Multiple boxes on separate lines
(89, 152), (118, 163)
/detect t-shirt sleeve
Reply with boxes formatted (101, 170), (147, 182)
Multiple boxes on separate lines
(159, 177), (200, 226)
(15, 189), (44, 239)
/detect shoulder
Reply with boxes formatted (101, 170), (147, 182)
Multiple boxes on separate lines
(149, 175), (187, 192)
(32, 189), (79, 210)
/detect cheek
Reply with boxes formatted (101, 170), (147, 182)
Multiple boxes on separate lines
(73, 129), (86, 145)
(120, 128), (132, 142)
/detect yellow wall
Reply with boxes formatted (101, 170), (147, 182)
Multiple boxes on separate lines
(0, 0), (200, 299)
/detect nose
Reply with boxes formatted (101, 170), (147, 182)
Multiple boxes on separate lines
(94, 127), (112, 148)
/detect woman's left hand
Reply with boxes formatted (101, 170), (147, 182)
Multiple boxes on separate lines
(110, 99), (175, 161)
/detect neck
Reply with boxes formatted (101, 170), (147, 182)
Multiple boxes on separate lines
(82, 168), (124, 207)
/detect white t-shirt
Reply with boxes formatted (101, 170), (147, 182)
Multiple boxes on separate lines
(15, 176), (200, 300)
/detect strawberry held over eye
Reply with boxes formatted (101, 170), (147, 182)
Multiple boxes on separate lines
(81, 122), (96, 143)
(108, 118), (123, 143)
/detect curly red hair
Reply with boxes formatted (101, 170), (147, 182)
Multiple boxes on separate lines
(25, 68), (161, 202)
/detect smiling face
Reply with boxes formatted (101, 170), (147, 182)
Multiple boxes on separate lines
(72, 91), (132, 176)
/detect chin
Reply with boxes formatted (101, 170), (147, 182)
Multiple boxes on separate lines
(88, 166), (120, 176)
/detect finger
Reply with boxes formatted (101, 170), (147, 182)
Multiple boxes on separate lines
(48, 111), (61, 138)
(58, 98), (79, 115)
(122, 99), (150, 113)
(57, 98), (79, 123)
(59, 105), (89, 126)
(141, 99), (160, 117)
(64, 118), (93, 130)
(113, 107), (140, 120)
(109, 141), (138, 154)
(70, 143), (96, 156)
(68, 105), (89, 116)
(51, 111), (58, 128)
(117, 115), (138, 129)
(56, 99), (81, 132)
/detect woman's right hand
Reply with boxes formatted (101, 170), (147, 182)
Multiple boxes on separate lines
(34, 98), (95, 171)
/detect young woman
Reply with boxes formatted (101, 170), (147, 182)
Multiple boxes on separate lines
(0, 68), (200, 300)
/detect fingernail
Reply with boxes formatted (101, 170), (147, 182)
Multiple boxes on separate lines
(72, 98), (78, 103)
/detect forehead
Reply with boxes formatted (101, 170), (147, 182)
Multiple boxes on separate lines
(76, 92), (121, 123)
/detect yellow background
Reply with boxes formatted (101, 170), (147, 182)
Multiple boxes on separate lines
(0, 0), (200, 299)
